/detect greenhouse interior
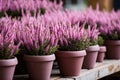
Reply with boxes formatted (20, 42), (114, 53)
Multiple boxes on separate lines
(0, 0), (120, 80)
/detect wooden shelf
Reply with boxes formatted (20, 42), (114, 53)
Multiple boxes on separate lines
(14, 59), (120, 80)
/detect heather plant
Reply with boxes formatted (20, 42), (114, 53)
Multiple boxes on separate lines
(85, 25), (100, 46)
(38, 10), (100, 50)
(73, 8), (120, 41)
(83, 8), (120, 40)
(0, 17), (21, 59)
(98, 11), (120, 40)
(2, 5), (120, 56)
(14, 15), (59, 55)
(24, 11), (89, 51)
(0, 0), (63, 17)
(58, 24), (88, 51)
(97, 36), (104, 46)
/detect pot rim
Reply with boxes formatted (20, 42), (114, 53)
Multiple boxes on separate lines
(86, 45), (100, 51)
(24, 54), (55, 62)
(55, 50), (86, 57)
(0, 57), (18, 66)
(99, 46), (106, 52)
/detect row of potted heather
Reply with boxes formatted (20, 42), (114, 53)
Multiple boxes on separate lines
(0, 6), (120, 80)
(63, 7), (120, 60)
(0, 0), (63, 17)
(98, 11), (120, 59)
(0, 14), (105, 80)
(0, 16), (58, 80)
(1, 0), (120, 60)
(83, 8), (120, 59)
(55, 25), (87, 76)
(0, 18), (21, 80)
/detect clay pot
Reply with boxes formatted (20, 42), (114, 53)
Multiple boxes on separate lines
(97, 46), (106, 62)
(105, 40), (120, 59)
(24, 54), (55, 80)
(82, 45), (100, 69)
(55, 50), (86, 76)
(0, 57), (18, 80)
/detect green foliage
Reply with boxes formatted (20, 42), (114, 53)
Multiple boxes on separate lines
(59, 40), (88, 51)
(26, 46), (58, 56)
(6, 10), (22, 18)
(88, 40), (98, 46)
(24, 40), (58, 56)
(97, 36), (104, 45)
(0, 12), (5, 18)
(102, 31), (120, 40)
(47, 46), (58, 55)
(0, 48), (10, 59)
(0, 47), (20, 59)
(0, 8), (46, 18)
(40, 8), (46, 15)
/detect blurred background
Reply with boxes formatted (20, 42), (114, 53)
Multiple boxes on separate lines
(51, 0), (120, 11)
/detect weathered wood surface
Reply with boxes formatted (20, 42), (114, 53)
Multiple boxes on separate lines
(14, 59), (120, 80)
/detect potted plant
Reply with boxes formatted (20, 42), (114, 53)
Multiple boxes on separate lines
(99, 11), (120, 59)
(0, 21), (20, 80)
(19, 19), (58, 80)
(82, 25), (100, 69)
(96, 36), (106, 62)
(55, 26), (87, 76)
(3, 0), (63, 75)
(0, 0), (63, 18)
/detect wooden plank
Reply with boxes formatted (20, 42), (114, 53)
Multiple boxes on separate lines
(51, 60), (120, 80)
(14, 60), (120, 80)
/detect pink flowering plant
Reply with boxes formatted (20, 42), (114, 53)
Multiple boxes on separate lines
(0, 0), (63, 17)
(0, 17), (21, 59)
(82, 8), (120, 40)
(71, 7), (120, 41)
(97, 36), (104, 45)
(37, 10), (100, 51)
(98, 11), (120, 40)
(85, 25), (100, 46)
(57, 25), (88, 51)
(15, 15), (59, 55)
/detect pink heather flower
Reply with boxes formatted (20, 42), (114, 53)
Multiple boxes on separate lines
(0, 17), (21, 59)
(1, 5), (120, 56)
(0, 0), (63, 14)
(86, 25), (100, 41)
(13, 14), (59, 55)
(45, 45), (50, 53)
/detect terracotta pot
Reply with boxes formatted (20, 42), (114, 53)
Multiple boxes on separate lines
(97, 46), (106, 62)
(55, 50), (86, 76)
(0, 57), (18, 80)
(82, 45), (99, 69)
(105, 40), (120, 59)
(24, 54), (55, 80)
